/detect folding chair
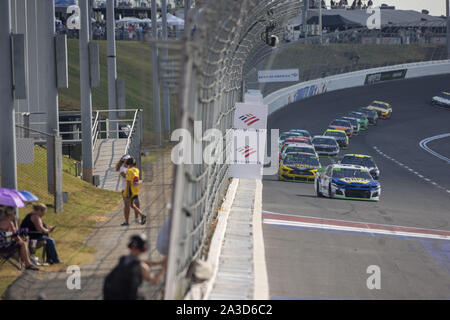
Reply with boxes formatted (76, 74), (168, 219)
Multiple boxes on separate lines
(0, 243), (24, 270)
(28, 238), (47, 266)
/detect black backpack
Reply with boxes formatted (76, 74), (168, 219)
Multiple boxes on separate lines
(103, 255), (143, 300)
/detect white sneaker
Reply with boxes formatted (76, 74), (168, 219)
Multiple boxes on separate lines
(135, 218), (141, 224)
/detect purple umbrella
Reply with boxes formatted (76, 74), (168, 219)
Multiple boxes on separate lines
(0, 188), (26, 208)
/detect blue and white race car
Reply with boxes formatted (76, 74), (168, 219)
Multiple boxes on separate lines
(431, 92), (450, 109)
(315, 164), (381, 201)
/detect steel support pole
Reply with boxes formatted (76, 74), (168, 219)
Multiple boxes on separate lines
(80, 0), (94, 183)
(0, 0), (18, 192)
(152, 0), (162, 146)
(319, 0), (322, 44)
(13, 0), (29, 114)
(27, 0), (39, 124)
(36, 0), (60, 195)
(107, 0), (118, 138)
(303, 0), (309, 39)
(184, 0), (190, 23)
(162, 0), (171, 138)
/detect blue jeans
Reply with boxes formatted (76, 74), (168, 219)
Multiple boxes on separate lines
(37, 236), (60, 263)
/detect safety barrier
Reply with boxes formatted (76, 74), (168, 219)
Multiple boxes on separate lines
(263, 59), (450, 114)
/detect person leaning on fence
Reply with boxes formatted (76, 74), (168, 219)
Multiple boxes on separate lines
(103, 234), (158, 300)
(0, 207), (39, 271)
(20, 203), (61, 265)
(121, 157), (147, 226)
(150, 216), (171, 284)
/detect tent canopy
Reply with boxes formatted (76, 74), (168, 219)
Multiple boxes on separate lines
(307, 15), (362, 29)
(55, 0), (76, 7)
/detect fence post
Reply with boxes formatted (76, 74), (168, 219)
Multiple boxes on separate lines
(54, 133), (63, 213)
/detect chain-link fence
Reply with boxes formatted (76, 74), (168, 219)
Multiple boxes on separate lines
(13, 124), (63, 213)
(165, 0), (302, 300)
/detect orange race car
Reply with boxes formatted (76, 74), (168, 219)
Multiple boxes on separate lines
(328, 119), (353, 138)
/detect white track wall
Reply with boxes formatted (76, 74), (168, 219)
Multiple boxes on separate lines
(263, 60), (450, 114)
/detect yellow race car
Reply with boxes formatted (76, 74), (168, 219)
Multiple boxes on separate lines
(279, 152), (321, 183)
(366, 101), (392, 119)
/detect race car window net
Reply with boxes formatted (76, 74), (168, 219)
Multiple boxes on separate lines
(313, 138), (337, 146)
(285, 147), (315, 154)
(341, 157), (376, 168)
(332, 168), (372, 179)
(284, 156), (320, 167)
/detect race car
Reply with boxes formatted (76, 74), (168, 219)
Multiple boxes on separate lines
(366, 101), (392, 119)
(288, 129), (312, 139)
(341, 117), (360, 135)
(284, 136), (312, 145)
(315, 164), (381, 201)
(323, 129), (349, 149)
(311, 136), (340, 157)
(280, 143), (317, 161)
(279, 131), (303, 149)
(347, 112), (369, 130)
(328, 119), (353, 137)
(340, 154), (380, 180)
(431, 92), (450, 109)
(357, 107), (379, 125)
(279, 152), (321, 183)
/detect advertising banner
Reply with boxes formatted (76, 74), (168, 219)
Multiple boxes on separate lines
(365, 69), (407, 85)
(258, 69), (299, 83)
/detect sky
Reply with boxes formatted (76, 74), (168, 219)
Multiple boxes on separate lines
(370, 0), (446, 16)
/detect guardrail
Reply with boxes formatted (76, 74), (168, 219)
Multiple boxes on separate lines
(263, 59), (450, 114)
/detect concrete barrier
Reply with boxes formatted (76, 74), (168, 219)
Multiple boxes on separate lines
(264, 60), (450, 115)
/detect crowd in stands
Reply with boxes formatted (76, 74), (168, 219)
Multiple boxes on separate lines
(310, 0), (374, 10)
(56, 20), (181, 41)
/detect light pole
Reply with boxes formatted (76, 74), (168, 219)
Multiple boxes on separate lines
(80, 0), (94, 183)
(152, 0), (162, 146)
(0, 0), (18, 192)
(162, 0), (171, 139)
(107, 0), (118, 138)
(319, 0), (323, 44)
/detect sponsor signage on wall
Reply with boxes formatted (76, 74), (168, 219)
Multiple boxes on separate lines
(230, 96), (268, 179)
(258, 69), (299, 83)
(365, 69), (407, 85)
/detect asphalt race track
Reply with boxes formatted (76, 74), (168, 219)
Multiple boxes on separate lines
(262, 74), (450, 299)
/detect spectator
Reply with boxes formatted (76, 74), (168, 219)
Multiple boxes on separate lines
(20, 203), (61, 265)
(368, 0), (373, 8)
(0, 207), (39, 271)
(121, 157), (147, 226)
(150, 216), (171, 283)
(103, 234), (158, 300)
(351, 0), (356, 9)
(117, 155), (141, 225)
(357, 0), (362, 8)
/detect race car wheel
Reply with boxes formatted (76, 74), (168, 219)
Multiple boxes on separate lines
(316, 182), (323, 197)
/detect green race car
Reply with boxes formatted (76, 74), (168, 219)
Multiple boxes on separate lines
(347, 112), (369, 130)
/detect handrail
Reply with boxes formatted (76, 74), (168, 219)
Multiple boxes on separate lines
(124, 109), (140, 155)
(92, 111), (100, 149)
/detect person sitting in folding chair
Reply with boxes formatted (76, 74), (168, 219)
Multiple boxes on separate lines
(20, 203), (61, 265)
(0, 209), (39, 271)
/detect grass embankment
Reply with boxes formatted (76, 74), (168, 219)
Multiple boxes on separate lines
(59, 39), (179, 146)
(0, 147), (121, 297)
(249, 43), (442, 94)
(262, 44), (431, 70)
